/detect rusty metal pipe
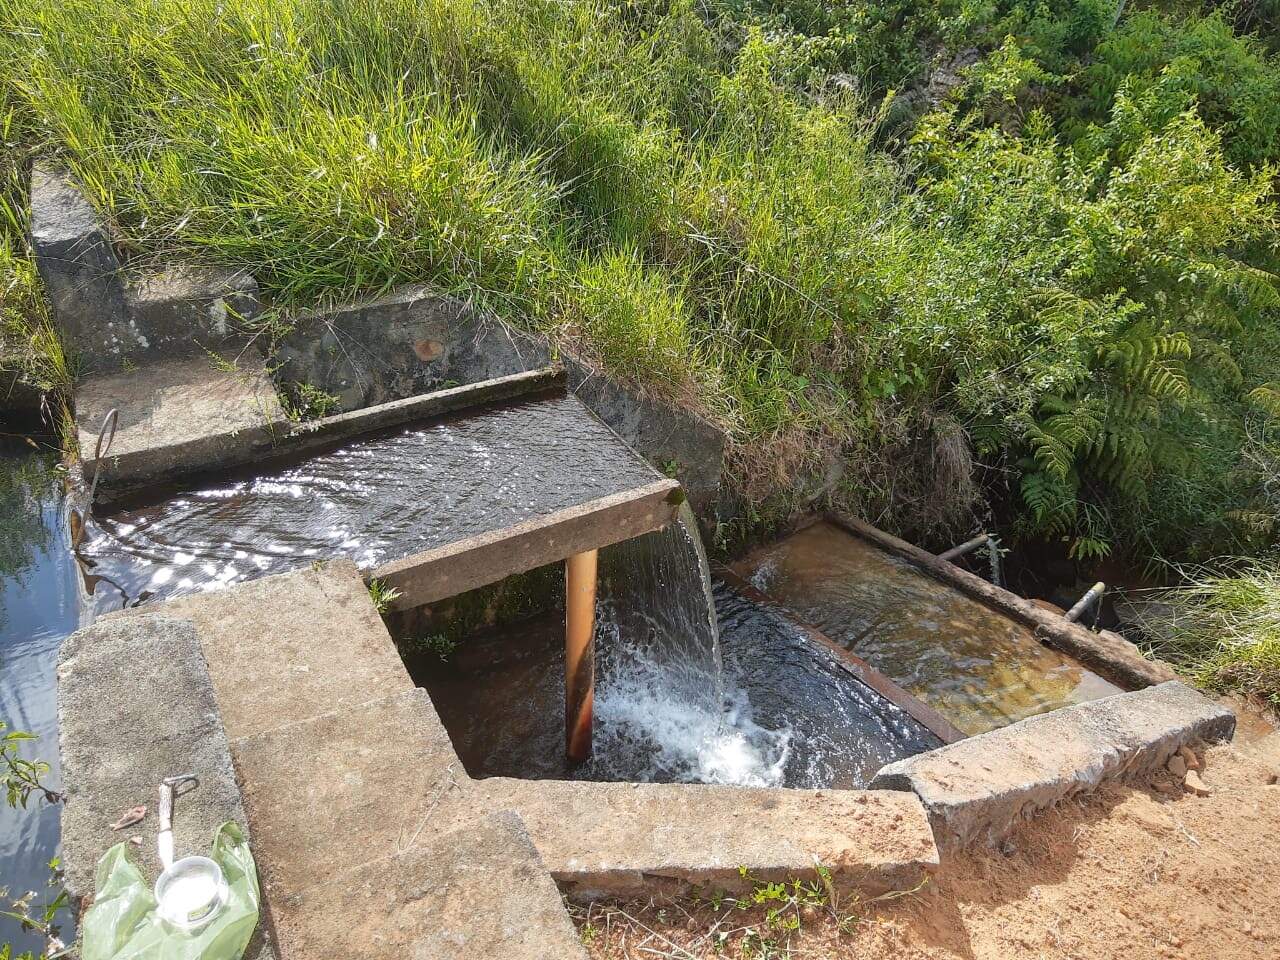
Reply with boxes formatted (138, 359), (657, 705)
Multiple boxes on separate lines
(565, 549), (598, 763)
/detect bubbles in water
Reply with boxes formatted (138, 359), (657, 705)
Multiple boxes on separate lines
(591, 503), (795, 788)
(588, 651), (792, 787)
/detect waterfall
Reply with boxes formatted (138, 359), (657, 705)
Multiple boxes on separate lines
(590, 502), (790, 786)
(597, 501), (724, 712)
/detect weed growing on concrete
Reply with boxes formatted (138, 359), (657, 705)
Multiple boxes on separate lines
(568, 867), (931, 957)
(366, 578), (401, 616)
(401, 632), (457, 662)
(279, 382), (340, 422)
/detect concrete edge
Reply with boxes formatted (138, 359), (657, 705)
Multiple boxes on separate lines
(88, 366), (566, 507)
(829, 512), (1178, 689)
(478, 779), (939, 902)
(373, 478), (681, 609)
(870, 681), (1236, 850)
(56, 613), (279, 959)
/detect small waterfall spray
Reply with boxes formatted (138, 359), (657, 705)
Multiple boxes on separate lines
(590, 502), (791, 786)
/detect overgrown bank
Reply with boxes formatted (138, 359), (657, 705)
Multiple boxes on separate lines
(0, 0), (1277, 569)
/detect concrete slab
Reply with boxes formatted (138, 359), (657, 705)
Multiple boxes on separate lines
(57, 616), (248, 900)
(116, 560), (412, 741)
(375, 478), (682, 610)
(229, 688), (469, 897)
(565, 352), (725, 526)
(124, 264), (263, 350)
(271, 811), (587, 960)
(870, 680), (1237, 849)
(76, 351), (283, 494)
(29, 163), (133, 372)
(480, 779), (939, 899)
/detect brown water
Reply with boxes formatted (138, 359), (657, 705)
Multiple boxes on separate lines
(733, 522), (1122, 736)
(76, 393), (659, 610)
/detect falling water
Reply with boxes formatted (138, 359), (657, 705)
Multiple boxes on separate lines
(586, 502), (793, 786)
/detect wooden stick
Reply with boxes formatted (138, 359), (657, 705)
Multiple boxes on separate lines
(565, 549), (598, 762)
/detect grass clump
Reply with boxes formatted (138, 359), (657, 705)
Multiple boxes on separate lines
(1154, 563), (1280, 709)
(0, 0), (1276, 566)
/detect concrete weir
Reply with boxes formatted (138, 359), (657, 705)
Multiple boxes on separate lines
(61, 561), (943, 959)
(871, 682), (1236, 849)
(44, 158), (1240, 958)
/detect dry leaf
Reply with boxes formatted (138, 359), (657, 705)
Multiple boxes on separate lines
(110, 805), (147, 830)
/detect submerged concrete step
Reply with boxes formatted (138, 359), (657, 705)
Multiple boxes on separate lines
(113, 560), (411, 741)
(273, 811), (587, 960)
(76, 351), (283, 492)
(479, 778), (939, 900)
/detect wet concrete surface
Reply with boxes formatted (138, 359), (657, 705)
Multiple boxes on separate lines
(733, 521), (1123, 736)
(76, 392), (659, 610)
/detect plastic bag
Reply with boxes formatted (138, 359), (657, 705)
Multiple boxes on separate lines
(81, 822), (260, 960)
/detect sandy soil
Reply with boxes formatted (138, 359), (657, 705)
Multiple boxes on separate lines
(571, 743), (1280, 959)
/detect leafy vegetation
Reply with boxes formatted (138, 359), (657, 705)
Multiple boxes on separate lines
(0, 723), (66, 960)
(0, 0), (1276, 568)
(366, 578), (402, 615)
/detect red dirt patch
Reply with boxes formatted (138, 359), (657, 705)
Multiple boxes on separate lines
(574, 744), (1280, 959)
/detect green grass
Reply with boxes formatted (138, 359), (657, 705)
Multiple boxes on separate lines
(1152, 562), (1280, 709)
(0, 0), (1276, 567)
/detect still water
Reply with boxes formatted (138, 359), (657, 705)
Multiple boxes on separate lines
(734, 521), (1122, 736)
(0, 433), (80, 955)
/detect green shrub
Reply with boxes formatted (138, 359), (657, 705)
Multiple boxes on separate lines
(0, 0), (1276, 561)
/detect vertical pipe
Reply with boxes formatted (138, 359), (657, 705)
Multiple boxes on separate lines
(565, 549), (598, 763)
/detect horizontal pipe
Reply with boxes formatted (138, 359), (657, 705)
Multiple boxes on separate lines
(938, 533), (991, 563)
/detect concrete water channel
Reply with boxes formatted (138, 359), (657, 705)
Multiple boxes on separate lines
(0, 166), (1242, 959)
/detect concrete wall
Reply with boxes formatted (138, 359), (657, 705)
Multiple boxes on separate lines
(29, 164), (262, 374)
(871, 681), (1236, 850)
(271, 286), (552, 412)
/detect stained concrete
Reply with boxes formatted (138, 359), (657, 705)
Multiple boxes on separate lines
(272, 285), (552, 412)
(57, 614), (278, 959)
(30, 166), (264, 372)
(75, 352), (283, 495)
(123, 265), (262, 353)
(113, 560), (415, 741)
(481, 778), (939, 899)
(271, 812), (588, 960)
(57, 616), (247, 900)
(102, 562), (584, 959)
(230, 689), (469, 897)
(565, 353), (725, 525)
(870, 681), (1237, 849)
(29, 164), (132, 372)
(270, 286), (726, 525)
